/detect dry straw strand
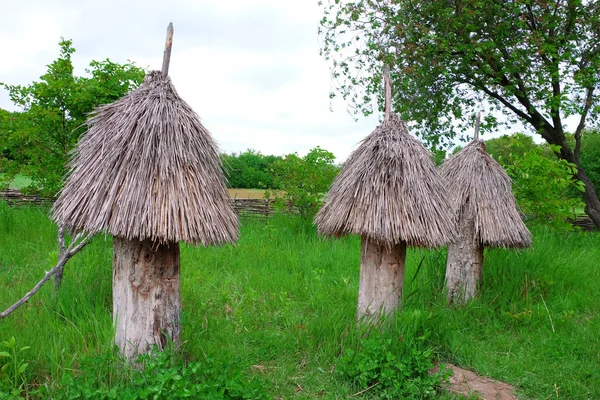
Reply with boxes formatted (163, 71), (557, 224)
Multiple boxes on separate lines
(315, 114), (457, 248)
(52, 71), (239, 246)
(440, 140), (531, 248)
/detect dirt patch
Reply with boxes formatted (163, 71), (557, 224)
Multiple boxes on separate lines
(434, 364), (518, 400)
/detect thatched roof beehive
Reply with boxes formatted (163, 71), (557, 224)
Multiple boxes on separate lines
(315, 114), (456, 248)
(440, 140), (531, 248)
(52, 70), (239, 246)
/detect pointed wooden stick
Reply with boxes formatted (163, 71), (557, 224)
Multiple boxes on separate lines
(161, 22), (174, 78)
(474, 111), (481, 140)
(384, 64), (391, 122)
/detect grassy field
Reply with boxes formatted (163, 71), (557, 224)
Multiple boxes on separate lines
(0, 202), (599, 399)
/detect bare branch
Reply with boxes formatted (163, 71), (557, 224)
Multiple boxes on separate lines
(1, 231), (94, 319)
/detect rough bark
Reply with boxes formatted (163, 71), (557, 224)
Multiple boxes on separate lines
(113, 237), (180, 362)
(553, 132), (600, 228)
(357, 238), (406, 322)
(446, 206), (484, 305)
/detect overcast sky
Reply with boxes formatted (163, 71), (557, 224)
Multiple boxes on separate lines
(0, 0), (385, 162)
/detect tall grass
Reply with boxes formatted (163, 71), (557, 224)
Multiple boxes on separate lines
(0, 204), (599, 398)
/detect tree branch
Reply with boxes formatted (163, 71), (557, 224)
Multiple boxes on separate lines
(574, 86), (595, 160)
(0, 230), (94, 319)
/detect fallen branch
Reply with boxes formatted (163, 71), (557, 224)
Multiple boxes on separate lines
(0, 229), (94, 319)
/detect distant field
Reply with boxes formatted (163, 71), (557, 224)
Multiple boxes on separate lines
(227, 188), (267, 199)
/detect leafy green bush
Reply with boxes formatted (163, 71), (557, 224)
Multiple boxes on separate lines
(53, 347), (271, 400)
(337, 312), (450, 399)
(268, 146), (338, 219)
(221, 150), (282, 189)
(504, 145), (584, 229)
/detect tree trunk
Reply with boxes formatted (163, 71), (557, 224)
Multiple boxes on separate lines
(576, 169), (600, 228)
(357, 237), (406, 323)
(113, 236), (181, 362)
(551, 129), (600, 228)
(445, 206), (484, 305)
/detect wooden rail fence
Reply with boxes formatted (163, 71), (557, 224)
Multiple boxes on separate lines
(1, 189), (275, 218)
(2, 190), (597, 229)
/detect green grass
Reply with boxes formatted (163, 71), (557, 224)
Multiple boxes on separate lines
(0, 203), (599, 399)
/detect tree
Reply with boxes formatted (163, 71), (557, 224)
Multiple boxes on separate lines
(320, 0), (600, 227)
(221, 149), (281, 189)
(269, 146), (338, 218)
(580, 128), (600, 191)
(484, 133), (552, 165)
(1, 39), (145, 195)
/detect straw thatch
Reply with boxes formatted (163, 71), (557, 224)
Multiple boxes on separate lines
(440, 140), (531, 248)
(315, 114), (456, 248)
(52, 70), (239, 246)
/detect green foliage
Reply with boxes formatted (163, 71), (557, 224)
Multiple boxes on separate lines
(0, 337), (30, 397)
(0, 39), (145, 195)
(319, 1), (600, 145)
(221, 149), (282, 189)
(268, 146), (338, 218)
(320, 0), (600, 222)
(506, 146), (584, 229)
(580, 129), (600, 192)
(484, 133), (553, 167)
(338, 313), (450, 399)
(54, 347), (270, 400)
(478, 133), (585, 228)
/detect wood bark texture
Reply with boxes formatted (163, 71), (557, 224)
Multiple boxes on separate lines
(445, 205), (484, 305)
(161, 22), (174, 78)
(113, 237), (181, 362)
(357, 237), (406, 322)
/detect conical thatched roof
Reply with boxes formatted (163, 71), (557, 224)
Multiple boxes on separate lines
(52, 71), (239, 246)
(315, 114), (456, 248)
(440, 140), (531, 248)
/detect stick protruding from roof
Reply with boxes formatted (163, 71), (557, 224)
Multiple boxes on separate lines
(384, 64), (391, 122)
(162, 22), (174, 78)
(473, 111), (481, 141)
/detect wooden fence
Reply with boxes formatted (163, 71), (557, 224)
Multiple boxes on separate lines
(1, 189), (275, 218)
(2, 189), (597, 230)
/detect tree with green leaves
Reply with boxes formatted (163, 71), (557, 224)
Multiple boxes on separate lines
(320, 0), (600, 228)
(269, 146), (338, 219)
(221, 149), (282, 189)
(1, 39), (145, 194)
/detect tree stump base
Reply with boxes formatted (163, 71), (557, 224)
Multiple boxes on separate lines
(446, 206), (483, 305)
(113, 237), (181, 362)
(357, 238), (406, 322)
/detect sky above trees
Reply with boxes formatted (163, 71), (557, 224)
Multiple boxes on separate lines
(0, 0), (380, 161)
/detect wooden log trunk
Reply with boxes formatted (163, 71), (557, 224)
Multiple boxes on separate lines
(445, 206), (484, 305)
(357, 237), (406, 322)
(113, 237), (181, 362)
